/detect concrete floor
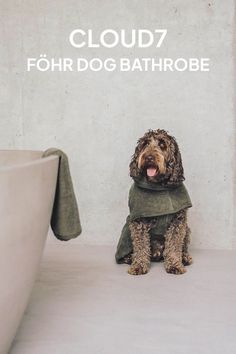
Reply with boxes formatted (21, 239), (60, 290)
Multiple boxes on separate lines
(9, 245), (236, 354)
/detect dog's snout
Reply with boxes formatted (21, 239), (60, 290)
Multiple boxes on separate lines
(145, 155), (154, 162)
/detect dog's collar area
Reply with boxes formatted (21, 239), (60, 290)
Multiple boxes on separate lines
(133, 177), (182, 191)
(129, 181), (192, 221)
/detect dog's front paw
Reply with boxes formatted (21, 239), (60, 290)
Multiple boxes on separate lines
(182, 254), (193, 266)
(128, 262), (149, 275)
(165, 261), (186, 275)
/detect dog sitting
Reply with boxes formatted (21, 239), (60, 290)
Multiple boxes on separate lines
(115, 129), (193, 275)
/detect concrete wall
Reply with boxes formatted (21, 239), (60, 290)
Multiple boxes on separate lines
(0, 0), (235, 249)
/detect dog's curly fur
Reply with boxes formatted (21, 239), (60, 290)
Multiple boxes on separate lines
(127, 129), (193, 275)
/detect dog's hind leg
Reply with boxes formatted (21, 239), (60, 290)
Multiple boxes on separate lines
(182, 225), (193, 266)
(151, 236), (165, 262)
(163, 210), (187, 275)
(128, 220), (151, 275)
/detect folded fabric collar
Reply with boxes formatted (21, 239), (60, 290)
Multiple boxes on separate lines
(133, 176), (182, 191)
(129, 178), (192, 221)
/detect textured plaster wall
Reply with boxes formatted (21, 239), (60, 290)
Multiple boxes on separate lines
(0, 0), (235, 248)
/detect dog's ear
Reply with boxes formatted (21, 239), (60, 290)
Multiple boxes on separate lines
(129, 135), (147, 178)
(129, 153), (139, 178)
(166, 137), (185, 185)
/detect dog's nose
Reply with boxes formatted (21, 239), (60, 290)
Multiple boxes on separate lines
(145, 155), (154, 162)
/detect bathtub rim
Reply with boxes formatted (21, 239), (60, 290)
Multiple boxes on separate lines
(0, 150), (59, 172)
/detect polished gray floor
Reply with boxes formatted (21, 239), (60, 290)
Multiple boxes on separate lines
(10, 245), (236, 354)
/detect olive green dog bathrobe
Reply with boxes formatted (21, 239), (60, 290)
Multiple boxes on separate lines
(115, 178), (192, 263)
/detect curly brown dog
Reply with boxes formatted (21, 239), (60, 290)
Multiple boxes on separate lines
(115, 129), (193, 275)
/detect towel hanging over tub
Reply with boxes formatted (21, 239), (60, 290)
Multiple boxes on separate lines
(43, 148), (82, 241)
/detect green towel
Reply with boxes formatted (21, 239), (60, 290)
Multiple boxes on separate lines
(43, 148), (82, 241)
(115, 178), (192, 263)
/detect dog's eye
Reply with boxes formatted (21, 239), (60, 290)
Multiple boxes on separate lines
(158, 139), (166, 150)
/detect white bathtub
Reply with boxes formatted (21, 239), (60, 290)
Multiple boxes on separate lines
(0, 151), (59, 354)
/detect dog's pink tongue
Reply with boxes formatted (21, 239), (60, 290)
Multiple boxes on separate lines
(147, 168), (157, 177)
